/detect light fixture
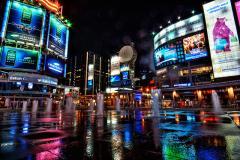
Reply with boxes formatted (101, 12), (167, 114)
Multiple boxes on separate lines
(192, 10), (195, 14)
(178, 16), (181, 20)
(168, 20), (171, 24)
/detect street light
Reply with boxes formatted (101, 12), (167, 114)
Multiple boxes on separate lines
(177, 16), (181, 20)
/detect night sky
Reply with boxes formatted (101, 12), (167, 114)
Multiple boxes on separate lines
(61, 0), (211, 74)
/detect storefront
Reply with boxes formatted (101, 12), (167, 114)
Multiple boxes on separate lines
(161, 80), (240, 109)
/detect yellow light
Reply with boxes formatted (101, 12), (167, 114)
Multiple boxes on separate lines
(227, 87), (234, 99)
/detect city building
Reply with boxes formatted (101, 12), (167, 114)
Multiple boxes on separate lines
(105, 45), (139, 107)
(153, 0), (240, 108)
(67, 51), (109, 96)
(0, 0), (70, 106)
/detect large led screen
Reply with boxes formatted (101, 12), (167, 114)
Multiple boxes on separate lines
(110, 75), (121, 83)
(183, 33), (208, 61)
(45, 56), (65, 77)
(0, 46), (39, 71)
(47, 14), (69, 57)
(111, 56), (120, 75)
(5, 1), (45, 45)
(154, 43), (177, 69)
(88, 80), (93, 90)
(236, 1), (240, 26)
(122, 71), (129, 80)
(203, 0), (240, 78)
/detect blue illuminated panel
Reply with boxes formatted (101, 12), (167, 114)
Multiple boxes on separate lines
(5, 1), (46, 45)
(45, 55), (65, 77)
(1, 0), (11, 38)
(0, 46), (39, 71)
(47, 14), (69, 57)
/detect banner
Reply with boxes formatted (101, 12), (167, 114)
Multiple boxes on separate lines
(47, 14), (69, 57)
(235, 1), (240, 26)
(111, 56), (120, 75)
(87, 64), (94, 89)
(45, 56), (65, 77)
(0, 46), (39, 71)
(5, 1), (45, 45)
(183, 33), (208, 61)
(203, 0), (240, 78)
(154, 43), (177, 68)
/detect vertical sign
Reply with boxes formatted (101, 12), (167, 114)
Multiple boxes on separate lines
(47, 14), (69, 57)
(235, 1), (240, 26)
(203, 0), (240, 78)
(87, 64), (94, 90)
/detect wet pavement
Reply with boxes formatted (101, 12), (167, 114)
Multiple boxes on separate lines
(1, 109), (240, 160)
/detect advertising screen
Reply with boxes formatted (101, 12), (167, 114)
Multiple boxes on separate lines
(0, 46), (39, 71)
(235, 1), (240, 26)
(5, 1), (45, 45)
(45, 56), (65, 77)
(122, 71), (129, 80)
(47, 14), (69, 57)
(183, 33), (208, 61)
(111, 75), (121, 83)
(88, 80), (93, 86)
(154, 43), (177, 68)
(88, 64), (94, 80)
(111, 56), (120, 75)
(134, 93), (142, 101)
(203, 0), (240, 78)
(88, 80), (93, 90)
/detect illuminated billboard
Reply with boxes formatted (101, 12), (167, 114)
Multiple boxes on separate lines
(154, 43), (177, 68)
(5, 1), (45, 45)
(236, 1), (240, 25)
(183, 33), (208, 61)
(154, 14), (204, 49)
(87, 64), (94, 90)
(0, 46), (39, 71)
(203, 0), (240, 78)
(111, 56), (120, 75)
(88, 80), (93, 89)
(122, 71), (129, 80)
(36, 0), (61, 14)
(111, 75), (121, 83)
(47, 14), (69, 57)
(45, 56), (65, 77)
(88, 64), (94, 80)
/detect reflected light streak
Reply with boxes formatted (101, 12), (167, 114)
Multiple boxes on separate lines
(111, 130), (123, 160)
(36, 140), (61, 160)
(86, 128), (93, 157)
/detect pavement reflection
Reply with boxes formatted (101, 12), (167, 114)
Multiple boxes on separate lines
(0, 109), (240, 160)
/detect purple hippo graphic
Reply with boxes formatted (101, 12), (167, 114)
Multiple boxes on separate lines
(213, 17), (234, 53)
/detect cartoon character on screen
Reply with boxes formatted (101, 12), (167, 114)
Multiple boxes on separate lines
(213, 17), (234, 53)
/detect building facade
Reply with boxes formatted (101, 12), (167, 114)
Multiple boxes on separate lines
(153, 0), (240, 108)
(67, 52), (109, 95)
(0, 0), (70, 106)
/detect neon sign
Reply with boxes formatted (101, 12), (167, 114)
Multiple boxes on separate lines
(36, 0), (61, 13)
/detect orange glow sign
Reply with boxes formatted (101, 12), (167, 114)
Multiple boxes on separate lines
(36, 0), (61, 13)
